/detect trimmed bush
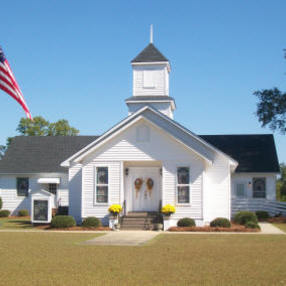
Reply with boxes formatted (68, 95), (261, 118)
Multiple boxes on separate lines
(234, 211), (258, 225)
(255, 211), (270, 221)
(0, 197), (2, 210)
(177, 217), (196, 227)
(18, 209), (29, 217)
(0, 210), (10, 217)
(82, 217), (101, 228)
(51, 215), (76, 228)
(210, 217), (231, 228)
(245, 221), (260, 229)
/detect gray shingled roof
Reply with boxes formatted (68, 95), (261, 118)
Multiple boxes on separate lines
(131, 43), (168, 63)
(0, 134), (280, 174)
(0, 136), (98, 173)
(199, 134), (280, 173)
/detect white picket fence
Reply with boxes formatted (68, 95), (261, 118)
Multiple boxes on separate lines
(231, 198), (286, 217)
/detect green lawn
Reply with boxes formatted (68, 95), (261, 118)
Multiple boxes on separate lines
(273, 223), (286, 233)
(0, 233), (286, 285)
(0, 217), (33, 229)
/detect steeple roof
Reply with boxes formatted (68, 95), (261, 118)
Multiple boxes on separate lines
(131, 43), (168, 63)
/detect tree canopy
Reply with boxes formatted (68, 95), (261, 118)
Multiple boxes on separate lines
(254, 88), (286, 134)
(277, 163), (286, 201)
(254, 50), (286, 134)
(17, 116), (79, 136)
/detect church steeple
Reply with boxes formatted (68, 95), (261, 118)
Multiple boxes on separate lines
(126, 26), (176, 119)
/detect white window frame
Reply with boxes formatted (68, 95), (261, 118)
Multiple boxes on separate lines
(253, 177), (266, 198)
(176, 166), (191, 205)
(235, 182), (246, 198)
(48, 183), (57, 195)
(94, 166), (109, 205)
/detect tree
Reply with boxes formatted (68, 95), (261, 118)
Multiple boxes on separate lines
(254, 88), (286, 134)
(254, 50), (286, 134)
(47, 119), (79, 136)
(0, 145), (6, 159)
(16, 116), (79, 136)
(277, 163), (286, 201)
(17, 116), (50, 136)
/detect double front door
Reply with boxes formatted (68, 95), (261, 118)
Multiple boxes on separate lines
(126, 167), (161, 212)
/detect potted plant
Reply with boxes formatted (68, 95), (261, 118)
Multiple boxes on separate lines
(161, 204), (176, 219)
(108, 204), (122, 230)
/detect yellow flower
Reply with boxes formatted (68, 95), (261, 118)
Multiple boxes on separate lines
(161, 204), (176, 215)
(108, 204), (122, 214)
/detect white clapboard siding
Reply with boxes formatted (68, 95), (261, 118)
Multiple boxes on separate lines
(79, 119), (205, 222)
(82, 161), (121, 223)
(0, 173), (68, 216)
(203, 154), (231, 222)
(231, 173), (277, 200)
(68, 164), (82, 223)
(133, 65), (169, 96)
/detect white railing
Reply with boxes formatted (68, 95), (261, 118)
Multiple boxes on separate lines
(231, 198), (286, 217)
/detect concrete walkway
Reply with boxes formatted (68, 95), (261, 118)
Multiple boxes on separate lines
(83, 230), (159, 246)
(259, 222), (285, 234)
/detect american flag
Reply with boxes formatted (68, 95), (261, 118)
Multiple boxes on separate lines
(0, 46), (32, 119)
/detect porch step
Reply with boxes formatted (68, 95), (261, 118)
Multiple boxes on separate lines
(120, 212), (162, 230)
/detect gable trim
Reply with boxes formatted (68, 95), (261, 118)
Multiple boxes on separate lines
(61, 106), (237, 167)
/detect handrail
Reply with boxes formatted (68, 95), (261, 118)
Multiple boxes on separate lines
(123, 200), (127, 216)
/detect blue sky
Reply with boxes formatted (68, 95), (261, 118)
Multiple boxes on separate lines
(1, 0), (286, 163)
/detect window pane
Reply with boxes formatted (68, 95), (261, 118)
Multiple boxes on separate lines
(178, 186), (190, 203)
(96, 186), (108, 203)
(97, 167), (108, 184)
(17, 178), (29, 197)
(253, 178), (266, 198)
(48, 184), (57, 195)
(177, 167), (190, 184)
(236, 183), (245, 198)
(33, 200), (48, 221)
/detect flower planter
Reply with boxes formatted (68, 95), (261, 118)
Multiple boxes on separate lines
(109, 213), (119, 230)
(163, 215), (172, 230)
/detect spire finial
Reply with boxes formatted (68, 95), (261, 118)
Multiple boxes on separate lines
(150, 24), (153, 44)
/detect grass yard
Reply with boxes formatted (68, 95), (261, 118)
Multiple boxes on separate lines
(0, 233), (286, 285)
(273, 223), (286, 233)
(0, 217), (33, 229)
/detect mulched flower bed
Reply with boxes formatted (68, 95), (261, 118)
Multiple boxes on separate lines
(35, 225), (111, 231)
(168, 225), (260, 232)
(267, 216), (286, 223)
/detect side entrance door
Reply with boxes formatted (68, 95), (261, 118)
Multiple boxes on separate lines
(129, 167), (161, 212)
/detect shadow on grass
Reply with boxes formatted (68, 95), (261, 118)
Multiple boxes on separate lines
(0, 218), (33, 229)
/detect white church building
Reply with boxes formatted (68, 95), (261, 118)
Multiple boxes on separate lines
(0, 37), (280, 228)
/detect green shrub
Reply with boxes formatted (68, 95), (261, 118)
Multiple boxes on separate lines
(82, 217), (101, 228)
(18, 209), (29, 217)
(0, 210), (10, 217)
(0, 197), (2, 210)
(51, 215), (76, 228)
(245, 221), (260, 229)
(210, 217), (231, 228)
(255, 211), (270, 221)
(177, 217), (196, 227)
(234, 211), (258, 225)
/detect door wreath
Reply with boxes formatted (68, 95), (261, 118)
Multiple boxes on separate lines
(146, 178), (154, 197)
(134, 178), (143, 198)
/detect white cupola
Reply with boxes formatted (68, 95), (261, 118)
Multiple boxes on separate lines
(125, 26), (176, 118)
